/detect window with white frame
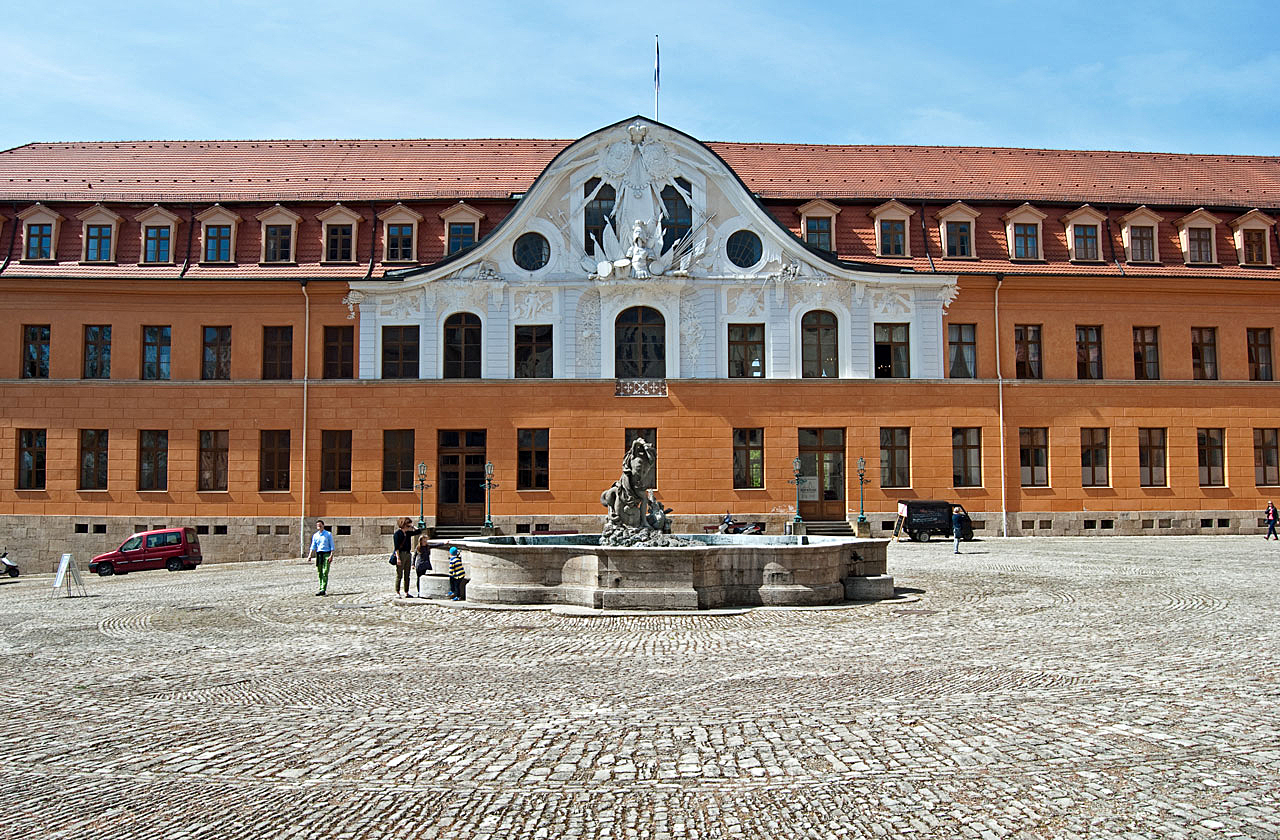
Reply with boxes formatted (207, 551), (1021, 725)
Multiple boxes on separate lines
(1175, 208), (1222, 265)
(135, 205), (181, 265)
(1229, 209), (1275, 267)
(316, 204), (361, 264)
(1062, 205), (1106, 262)
(439, 202), (485, 256)
(75, 203), (122, 263)
(1119, 206), (1163, 264)
(256, 205), (301, 264)
(377, 203), (423, 263)
(797, 199), (840, 253)
(870, 200), (914, 257)
(18, 203), (63, 261)
(936, 202), (979, 259)
(1001, 204), (1046, 261)
(196, 205), (242, 263)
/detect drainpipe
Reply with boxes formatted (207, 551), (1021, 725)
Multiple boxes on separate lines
(994, 274), (1008, 538)
(299, 278), (311, 556)
(365, 203), (377, 279)
(919, 201), (936, 272)
(1103, 206), (1124, 276)
(0, 203), (17, 274)
(179, 205), (195, 277)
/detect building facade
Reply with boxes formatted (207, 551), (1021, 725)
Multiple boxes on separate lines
(1, 117), (1277, 561)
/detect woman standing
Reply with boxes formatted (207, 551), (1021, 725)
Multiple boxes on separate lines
(1265, 501), (1278, 541)
(393, 517), (424, 597)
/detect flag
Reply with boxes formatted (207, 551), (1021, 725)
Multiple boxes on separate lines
(654, 36), (660, 96)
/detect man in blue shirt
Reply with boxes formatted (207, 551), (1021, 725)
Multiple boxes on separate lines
(308, 519), (335, 596)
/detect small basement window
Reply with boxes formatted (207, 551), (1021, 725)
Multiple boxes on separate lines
(1200, 518), (1213, 528)
(1217, 518), (1230, 528)
(1039, 520), (1051, 530)
(93, 524), (107, 534)
(1084, 519), (1097, 530)
(74, 523), (89, 533)
(274, 525), (289, 535)
(336, 525), (350, 536)
(256, 525), (271, 535)
(196, 525), (210, 535)
(1159, 518), (1173, 528)
(214, 525), (228, 535)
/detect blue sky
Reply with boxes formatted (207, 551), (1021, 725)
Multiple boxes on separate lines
(2, 0), (1277, 154)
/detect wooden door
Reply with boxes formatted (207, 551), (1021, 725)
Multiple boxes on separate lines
(437, 430), (487, 525)
(798, 428), (846, 521)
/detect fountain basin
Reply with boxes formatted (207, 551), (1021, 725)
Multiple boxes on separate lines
(431, 534), (890, 610)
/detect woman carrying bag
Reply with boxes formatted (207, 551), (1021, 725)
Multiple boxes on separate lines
(392, 517), (424, 597)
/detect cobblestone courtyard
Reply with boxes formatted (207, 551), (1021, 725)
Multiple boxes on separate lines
(3, 536), (1278, 839)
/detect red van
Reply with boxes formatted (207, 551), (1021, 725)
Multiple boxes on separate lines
(89, 528), (203, 576)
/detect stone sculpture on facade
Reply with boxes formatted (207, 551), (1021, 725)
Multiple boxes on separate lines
(599, 437), (687, 546)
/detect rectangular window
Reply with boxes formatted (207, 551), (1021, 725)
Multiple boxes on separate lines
(321, 430), (352, 492)
(259, 430), (290, 491)
(873, 323), (910, 378)
(22, 324), (50, 379)
(1019, 427), (1048, 487)
(1198, 428), (1225, 486)
(202, 326), (231, 380)
(1073, 224), (1099, 261)
(144, 226), (171, 263)
(947, 323), (976, 378)
(1247, 328), (1273, 381)
(733, 427), (765, 489)
(264, 225), (292, 262)
(1130, 225), (1155, 262)
(879, 219), (905, 256)
(262, 326), (293, 380)
(727, 323), (765, 378)
(323, 325), (355, 379)
(85, 224), (113, 262)
(879, 427), (910, 488)
(198, 430), (229, 491)
(448, 222), (475, 254)
(1081, 428), (1109, 487)
(517, 428), (550, 490)
(17, 429), (46, 490)
(1255, 428), (1279, 487)
(204, 225), (232, 262)
(386, 223), (414, 261)
(1191, 327), (1218, 380)
(945, 221), (971, 257)
(952, 427), (981, 486)
(805, 217), (831, 251)
(79, 428), (108, 490)
(1076, 325), (1103, 380)
(382, 429), (415, 492)
(1188, 227), (1213, 263)
(1133, 326), (1160, 380)
(1243, 229), (1267, 265)
(514, 325), (553, 378)
(1013, 223), (1039, 259)
(1139, 428), (1167, 488)
(138, 430), (168, 491)
(325, 224), (352, 262)
(381, 325), (419, 379)
(82, 324), (111, 379)
(142, 325), (171, 380)
(25, 223), (52, 259)
(1014, 325), (1042, 379)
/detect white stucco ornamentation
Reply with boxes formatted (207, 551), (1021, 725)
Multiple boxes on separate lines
(870, 288), (913, 316)
(513, 289), (554, 320)
(727, 286), (766, 318)
(576, 288), (601, 378)
(341, 290), (364, 320)
(679, 287), (704, 375)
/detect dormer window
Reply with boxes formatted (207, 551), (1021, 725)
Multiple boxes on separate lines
(18, 203), (63, 261)
(316, 204), (362, 264)
(135, 205), (181, 265)
(256, 205), (301, 264)
(1001, 204), (1047, 261)
(936, 202), (980, 259)
(660, 178), (692, 253)
(1062, 205), (1106, 262)
(1229, 209), (1275, 267)
(196, 205), (242, 264)
(377, 203), (424, 263)
(870, 200), (914, 257)
(1175, 208), (1222, 265)
(797, 199), (840, 253)
(583, 178), (616, 256)
(1119, 206), (1164, 264)
(76, 204), (122, 263)
(438, 202), (486, 256)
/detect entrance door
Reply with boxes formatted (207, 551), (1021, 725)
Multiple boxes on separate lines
(798, 428), (846, 521)
(437, 430), (487, 525)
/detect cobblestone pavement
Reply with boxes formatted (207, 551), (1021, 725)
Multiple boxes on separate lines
(2, 536), (1278, 839)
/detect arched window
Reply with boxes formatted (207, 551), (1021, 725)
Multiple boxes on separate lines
(443, 313), (482, 378)
(801, 310), (838, 378)
(615, 306), (665, 378)
(584, 177), (616, 256)
(660, 177), (691, 253)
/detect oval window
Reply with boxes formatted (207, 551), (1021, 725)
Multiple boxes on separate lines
(513, 232), (550, 271)
(727, 229), (762, 268)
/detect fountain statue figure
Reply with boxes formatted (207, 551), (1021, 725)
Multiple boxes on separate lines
(600, 437), (679, 545)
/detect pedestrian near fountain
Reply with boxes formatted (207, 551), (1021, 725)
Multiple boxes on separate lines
(307, 519), (334, 596)
(393, 517), (424, 598)
(447, 546), (465, 601)
(414, 534), (432, 596)
(952, 506), (964, 554)
(1265, 501), (1278, 540)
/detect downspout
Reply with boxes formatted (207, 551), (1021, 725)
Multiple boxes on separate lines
(920, 201), (936, 272)
(994, 274), (1008, 538)
(299, 278), (311, 556)
(1104, 206), (1124, 276)
(365, 203), (377, 279)
(179, 205), (195, 277)
(0, 203), (18, 274)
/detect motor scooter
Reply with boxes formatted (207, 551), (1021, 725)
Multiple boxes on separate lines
(0, 550), (18, 578)
(717, 514), (766, 535)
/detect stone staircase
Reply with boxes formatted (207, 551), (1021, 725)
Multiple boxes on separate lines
(802, 520), (856, 537)
(433, 524), (487, 541)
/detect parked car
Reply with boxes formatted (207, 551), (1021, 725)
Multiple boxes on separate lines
(897, 500), (974, 542)
(89, 528), (203, 576)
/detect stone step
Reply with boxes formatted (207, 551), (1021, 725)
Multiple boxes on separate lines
(803, 520), (856, 536)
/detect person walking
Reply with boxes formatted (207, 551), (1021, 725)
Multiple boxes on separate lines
(393, 517), (424, 598)
(952, 506), (964, 554)
(414, 534), (433, 597)
(447, 546), (465, 601)
(307, 519), (335, 596)
(1266, 501), (1278, 540)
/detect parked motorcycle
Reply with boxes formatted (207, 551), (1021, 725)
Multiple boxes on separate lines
(0, 550), (18, 578)
(717, 514), (765, 535)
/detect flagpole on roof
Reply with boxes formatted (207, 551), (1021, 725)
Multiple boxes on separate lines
(654, 35), (660, 121)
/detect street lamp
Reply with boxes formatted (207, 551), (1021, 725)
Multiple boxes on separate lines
(856, 456), (868, 525)
(416, 462), (431, 530)
(788, 456), (807, 524)
(482, 461), (498, 530)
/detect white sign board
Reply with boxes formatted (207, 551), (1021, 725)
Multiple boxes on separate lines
(52, 553), (85, 596)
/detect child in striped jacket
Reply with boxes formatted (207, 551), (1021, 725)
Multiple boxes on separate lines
(448, 546), (465, 601)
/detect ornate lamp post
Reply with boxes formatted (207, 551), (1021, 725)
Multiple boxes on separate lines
(789, 456), (807, 524)
(482, 461), (498, 530)
(856, 456), (868, 525)
(416, 462), (431, 530)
